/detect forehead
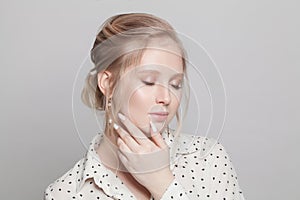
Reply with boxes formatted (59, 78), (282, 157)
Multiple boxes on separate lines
(139, 48), (184, 73)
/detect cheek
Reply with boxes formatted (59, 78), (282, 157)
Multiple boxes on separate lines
(127, 87), (154, 127)
(169, 93), (180, 116)
(169, 88), (182, 107)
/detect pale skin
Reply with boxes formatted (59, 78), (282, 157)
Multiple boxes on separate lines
(96, 48), (184, 200)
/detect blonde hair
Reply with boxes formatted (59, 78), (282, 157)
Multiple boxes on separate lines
(81, 13), (189, 137)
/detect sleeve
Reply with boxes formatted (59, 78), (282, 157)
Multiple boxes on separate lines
(43, 168), (74, 200)
(209, 142), (246, 200)
(43, 184), (54, 200)
(43, 182), (69, 200)
(158, 177), (191, 200)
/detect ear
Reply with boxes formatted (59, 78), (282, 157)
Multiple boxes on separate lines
(97, 70), (112, 97)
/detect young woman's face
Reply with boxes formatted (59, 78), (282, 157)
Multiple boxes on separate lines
(114, 48), (184, 137)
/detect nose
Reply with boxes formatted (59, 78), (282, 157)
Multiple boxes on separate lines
(155, 84), (171, 105)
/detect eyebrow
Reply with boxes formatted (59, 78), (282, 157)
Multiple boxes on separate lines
(137, 69), (184, 78)
(137, 69), (160, 75)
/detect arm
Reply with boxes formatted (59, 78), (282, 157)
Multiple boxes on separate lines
(157, 138), (246, 200)
(157, 177), (191, 200)
(208, 142), (246, 200)
(44, 185), (54, 200)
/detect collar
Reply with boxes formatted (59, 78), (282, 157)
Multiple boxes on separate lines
(75, 130), (177, 196)
(76, 132), (132, 197)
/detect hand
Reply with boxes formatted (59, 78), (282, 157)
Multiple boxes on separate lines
(114, 112), (174, 199)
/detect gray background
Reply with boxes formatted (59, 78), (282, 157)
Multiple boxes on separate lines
(1, 0), (299, 199)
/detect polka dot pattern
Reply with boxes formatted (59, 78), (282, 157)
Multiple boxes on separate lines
(44, 131), (245, 200)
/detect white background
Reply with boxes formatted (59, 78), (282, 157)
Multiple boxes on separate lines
(1, 0), (299, 199)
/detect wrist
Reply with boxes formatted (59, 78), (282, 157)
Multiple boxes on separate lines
(150, 172), (175, 200)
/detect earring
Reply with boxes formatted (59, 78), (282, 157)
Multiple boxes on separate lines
(107, 97), (112, 124)
(107, 97), (112, 107)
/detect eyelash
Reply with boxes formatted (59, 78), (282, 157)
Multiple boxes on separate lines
(171, 84), (182, 90)
(142, 81), (155, 86)
(142, 81), (182, 90)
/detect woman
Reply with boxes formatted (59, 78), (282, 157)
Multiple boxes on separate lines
(44, 13), (245, 200)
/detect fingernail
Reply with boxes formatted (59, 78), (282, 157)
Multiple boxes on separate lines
(113, 123), (119, 130)
(150, 120), (158, 133)
(118, 113), (126, 121)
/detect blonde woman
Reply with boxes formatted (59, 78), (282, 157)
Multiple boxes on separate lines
(44, 13), (245, 200)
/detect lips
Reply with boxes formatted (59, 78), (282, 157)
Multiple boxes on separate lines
(148, 112), (169, 122)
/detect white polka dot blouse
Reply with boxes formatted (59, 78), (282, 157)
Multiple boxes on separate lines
(44, 130), (245, 199)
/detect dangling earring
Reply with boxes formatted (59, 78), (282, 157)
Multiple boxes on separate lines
(106, 97), (113, 136)
(107, 97), (112, 124)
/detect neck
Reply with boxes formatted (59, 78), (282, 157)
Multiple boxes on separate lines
(96, 127), (128, 175)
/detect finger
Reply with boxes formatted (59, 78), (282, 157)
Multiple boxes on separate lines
(117, 137), (131, 153)
(150, 121), (168, 148)
(113, 123), (140, 152)
(118, 112), (152, 146)
(117, 150), (128, 164)
(117, 150), (136, 174)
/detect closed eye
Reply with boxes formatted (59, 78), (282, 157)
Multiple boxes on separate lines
(170, 79), (183, 90)
(171, 84), (182, 90)
(142, 81), (155, 86)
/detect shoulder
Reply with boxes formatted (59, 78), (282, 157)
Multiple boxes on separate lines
(44, 159), (84, 200)
(173, 132), (236, 170)
(174, 132), (221, 156)
(173, 133), (245, 199)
